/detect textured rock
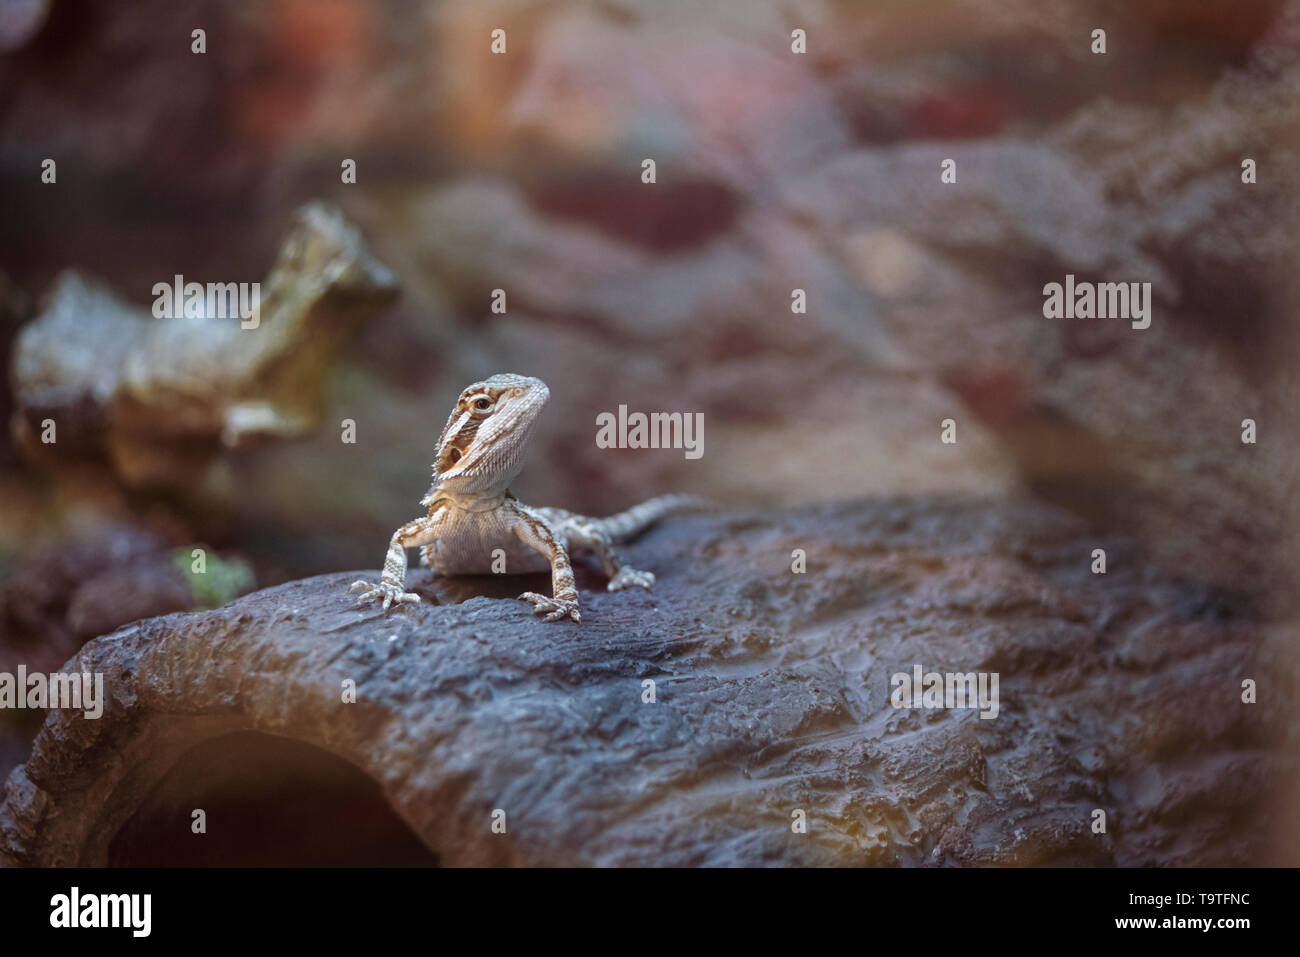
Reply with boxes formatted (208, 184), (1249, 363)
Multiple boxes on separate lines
(0, 516), (254, 653)
(9, 201), (399, 489)
(3, 0), (1298, 603)
(372, 0), (1300, 599)
(1, 500), (1292, 867)
(0, 515), (256, 785)
(2, 520), (186, 658)
(2, 0), (1299, 867)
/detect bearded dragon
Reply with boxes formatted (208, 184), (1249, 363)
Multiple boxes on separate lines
(349, 374), (704, 622)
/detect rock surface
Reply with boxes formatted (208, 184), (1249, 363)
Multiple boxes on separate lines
(2, 500), (1293, 867)
(1, 0), (1299, 867)
(3, 0), (1298, 596)
(9, 202), (399, 490)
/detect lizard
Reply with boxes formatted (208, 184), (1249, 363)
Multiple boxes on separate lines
(349, 373), (705, 623)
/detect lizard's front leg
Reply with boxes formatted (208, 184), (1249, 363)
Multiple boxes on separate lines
(508, 504), (581, 623)
(350, 514), (441, 613)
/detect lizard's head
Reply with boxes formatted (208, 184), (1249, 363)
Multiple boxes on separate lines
(430, 373), (549, 496)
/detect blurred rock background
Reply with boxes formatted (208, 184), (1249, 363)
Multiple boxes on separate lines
(0, 0), (1297, 856)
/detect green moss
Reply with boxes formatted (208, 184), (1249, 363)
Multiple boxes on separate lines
(172, 546), (255, 609)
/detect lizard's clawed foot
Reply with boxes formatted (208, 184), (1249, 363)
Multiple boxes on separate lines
(518, 591), (581, 623)
(350, 579), (421, 613)
(608, 566), (655, 592)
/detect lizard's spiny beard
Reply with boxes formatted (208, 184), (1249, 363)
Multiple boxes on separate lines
(433, 375), (548, 497)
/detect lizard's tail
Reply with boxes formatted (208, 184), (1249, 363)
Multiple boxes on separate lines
(594, 494), (712, 542)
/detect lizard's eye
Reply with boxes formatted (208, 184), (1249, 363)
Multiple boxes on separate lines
(473, 397), (493, 411)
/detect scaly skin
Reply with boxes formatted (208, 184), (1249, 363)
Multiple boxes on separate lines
(349, 374), (705, 623)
